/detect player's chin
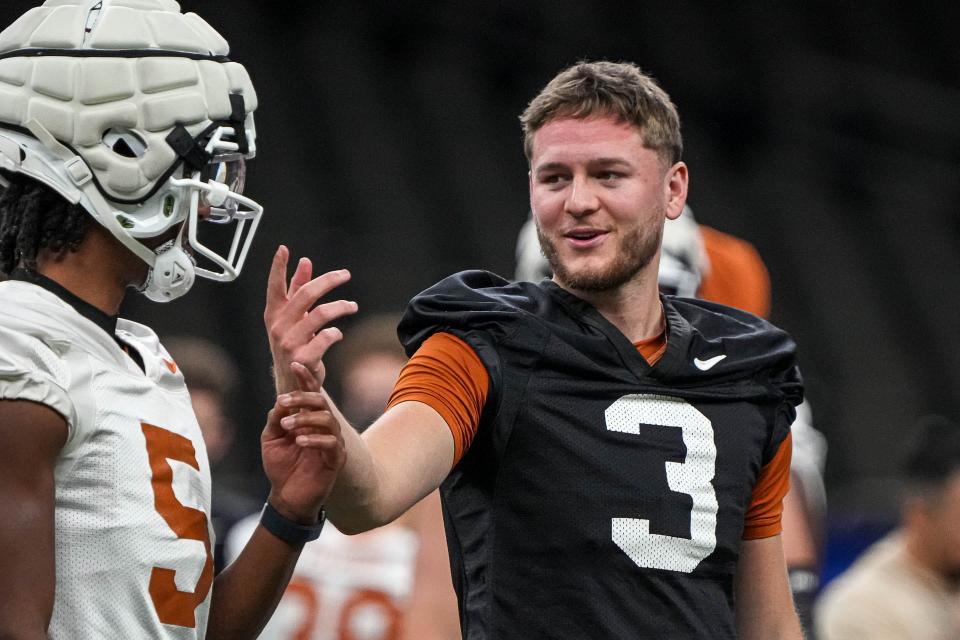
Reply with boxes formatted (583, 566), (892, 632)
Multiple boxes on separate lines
(556, 256), (613, 283)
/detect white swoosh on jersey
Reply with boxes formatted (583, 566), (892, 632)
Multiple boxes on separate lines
(694, 355), (726, 371)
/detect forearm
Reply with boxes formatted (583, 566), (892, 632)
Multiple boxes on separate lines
(735, 601), (804, 640)
(322, 396), (455, 534)
(207, 524), (304, 640)
(320, 390), (396, 533)
(734, 535), (804, 640)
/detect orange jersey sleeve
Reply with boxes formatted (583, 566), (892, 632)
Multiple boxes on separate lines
(697, 225), (771, 318)
(742, 432), (792, 539)
(386, 332), (489, 467)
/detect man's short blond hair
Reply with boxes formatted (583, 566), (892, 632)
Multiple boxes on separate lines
(520, 61), (682, 166)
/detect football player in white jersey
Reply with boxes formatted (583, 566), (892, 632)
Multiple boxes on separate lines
(0, 2), (352, 638)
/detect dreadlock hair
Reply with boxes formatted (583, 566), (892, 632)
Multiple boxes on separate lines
(0, 171), (92, 278)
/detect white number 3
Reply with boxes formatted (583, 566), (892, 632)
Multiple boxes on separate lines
(605, 394), (718, 573)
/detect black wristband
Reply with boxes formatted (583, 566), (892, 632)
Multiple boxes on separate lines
(260, 501), (325, 545)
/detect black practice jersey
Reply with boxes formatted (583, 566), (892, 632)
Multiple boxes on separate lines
(398, 271), (803, 639)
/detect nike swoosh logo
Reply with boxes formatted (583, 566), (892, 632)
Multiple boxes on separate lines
(694, 355), (726, 371)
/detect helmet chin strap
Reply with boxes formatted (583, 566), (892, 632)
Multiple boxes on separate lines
(140, 231), (197, 303)
(22, 119), (197, 302)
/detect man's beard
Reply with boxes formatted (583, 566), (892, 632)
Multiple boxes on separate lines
(536, 218), (663, 293)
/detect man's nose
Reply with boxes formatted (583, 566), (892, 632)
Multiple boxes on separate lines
(564, 176), (599, 217)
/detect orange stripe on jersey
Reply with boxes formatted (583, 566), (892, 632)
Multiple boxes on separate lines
(697, 225), (771, 319)
(742, 432), (792, 540)
(386, 332), (489, 466)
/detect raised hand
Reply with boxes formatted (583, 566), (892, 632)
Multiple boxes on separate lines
(261, 362), (345, 524)
(264, 245), (358, 394)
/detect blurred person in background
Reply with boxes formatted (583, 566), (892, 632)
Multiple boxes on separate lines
(164, 336), (261, 575)
(517, 203), (828, 634)
(815, 415), (960, 640)
(227, 314), (461, 640)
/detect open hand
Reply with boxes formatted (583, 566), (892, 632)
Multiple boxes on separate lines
(264, 245), (358, 394)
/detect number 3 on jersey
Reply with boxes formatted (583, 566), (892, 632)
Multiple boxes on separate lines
(605, 395), (718, 573)
(141, 422), (214, 628)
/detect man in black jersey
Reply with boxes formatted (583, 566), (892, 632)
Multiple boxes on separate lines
(267, 61), (804, 639)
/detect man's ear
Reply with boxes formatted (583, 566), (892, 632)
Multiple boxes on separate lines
(664, 161), (688, 221)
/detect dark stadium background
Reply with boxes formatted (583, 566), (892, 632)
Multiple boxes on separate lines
(3, 1), (958, 577)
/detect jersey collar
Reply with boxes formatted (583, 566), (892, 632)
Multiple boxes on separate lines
(540, 280), (691, 379)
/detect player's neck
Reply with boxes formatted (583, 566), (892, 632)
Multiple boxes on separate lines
(36, 227), (137, 316)
(562, 269), (665, 342)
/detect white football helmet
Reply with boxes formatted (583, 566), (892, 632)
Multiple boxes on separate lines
(657, 204), (707, 298)
(514, 212), (551, 283)
(0, 0), (262, 301)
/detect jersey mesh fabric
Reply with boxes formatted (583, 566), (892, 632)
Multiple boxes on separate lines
(388, 329), (791, 538)
(0, 280), (213, 639)
(392, 271), (802, 639)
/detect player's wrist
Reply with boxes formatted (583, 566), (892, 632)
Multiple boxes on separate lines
(260, 499), (326, 546)
(270, 364), (296, 394)
(266, 492), (322, 525)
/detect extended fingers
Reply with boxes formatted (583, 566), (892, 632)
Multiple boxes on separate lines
(272, 302), (356, 365)
(277, 390), (329, 413)
(279, 405), (340, 434)
(293, 433), (343, 452)
(265, 245), (290, 314)
(289, 269), (352, 317)
(295, 299), (356, 351)
(307, 299), (358, 329)
(266, 272), (356, 351)
(288, 257), (313, 299)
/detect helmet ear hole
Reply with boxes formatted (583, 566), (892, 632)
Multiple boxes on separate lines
(102, 129), (147, 159)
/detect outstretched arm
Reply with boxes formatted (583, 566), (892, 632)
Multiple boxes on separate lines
(278, 380), (454, 534)
(207, 365), (345, 639)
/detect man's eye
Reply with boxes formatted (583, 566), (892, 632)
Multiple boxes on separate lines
(598, 171), (622, 181)
(540, 174), (568, 185)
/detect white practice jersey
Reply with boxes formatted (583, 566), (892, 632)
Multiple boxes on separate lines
(0, 280), (214, 639)
(227, 515), (419, 640)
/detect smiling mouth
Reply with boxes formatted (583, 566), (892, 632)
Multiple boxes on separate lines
(564, 229), (608, 246)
